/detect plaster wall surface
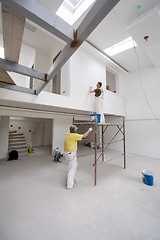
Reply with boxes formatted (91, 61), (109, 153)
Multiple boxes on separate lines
(52, 117), (72, 154)
(106, 68), (160, 159)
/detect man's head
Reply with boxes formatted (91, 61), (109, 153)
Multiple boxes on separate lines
(96, 82), (102, 88)
(70, 125), (77, 133)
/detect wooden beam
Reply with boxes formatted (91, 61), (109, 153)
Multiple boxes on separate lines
(0, 69), (16, 85)
(2, 4), (25, 63)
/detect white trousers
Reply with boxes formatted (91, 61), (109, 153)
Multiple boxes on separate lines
(95, 96), (105, 123)
(64, 151), (77, 189)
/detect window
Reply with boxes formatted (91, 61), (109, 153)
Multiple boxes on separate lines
(106, 70), (116, 93)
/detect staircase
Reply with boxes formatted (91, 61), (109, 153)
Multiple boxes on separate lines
(8, 131), (28, 157)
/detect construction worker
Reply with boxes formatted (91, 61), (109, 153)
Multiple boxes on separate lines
(64, 125), (92, 189)
(89, 82), (105, 123)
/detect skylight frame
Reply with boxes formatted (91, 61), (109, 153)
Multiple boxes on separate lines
(64, 0), (84, 12)
(104, 37), (137, 56)
(56, 0), (95, 26)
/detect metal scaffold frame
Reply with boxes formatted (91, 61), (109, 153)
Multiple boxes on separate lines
(73, 114), (126, 186)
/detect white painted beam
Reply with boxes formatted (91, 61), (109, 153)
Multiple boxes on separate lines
(36, 0), (120, 95)
(1, 0), (73, 43)
(2, 4), (25, 63)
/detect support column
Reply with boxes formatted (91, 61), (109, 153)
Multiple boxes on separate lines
(94, 113), (97, 186)
(123, 117), (126, 169)
(0, 116), (9, 159)
(102, 125), (104, 162)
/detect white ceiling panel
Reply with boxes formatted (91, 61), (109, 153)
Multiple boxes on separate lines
(144, 42), (160, 68)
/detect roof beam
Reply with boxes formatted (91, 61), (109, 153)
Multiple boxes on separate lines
(0, 58), (47, 82)
(36, 0), (120, 95)
(0, 82), (35, 94)
(2, 4), (25, 63)
(1, 0), (73, 43)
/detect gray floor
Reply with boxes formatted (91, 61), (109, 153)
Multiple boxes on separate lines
(0, 145), (160, 240)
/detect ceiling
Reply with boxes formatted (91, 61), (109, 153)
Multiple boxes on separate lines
(0, 0), (160, 73)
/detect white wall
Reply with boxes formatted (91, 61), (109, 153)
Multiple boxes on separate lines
(52, 117), (72, 154)
(0, 116), (9, 160)
(70, 48), (124, 116)
(108, 68), (160, 159)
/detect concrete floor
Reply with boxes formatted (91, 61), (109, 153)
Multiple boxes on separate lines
(0, 145), (160, 240)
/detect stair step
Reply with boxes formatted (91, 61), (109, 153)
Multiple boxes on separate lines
(9, 141), (26, 145)
(9, 132), (23, 136)
(9, 138), (25, 142)
(9, 135), (25, 139)
(9, 146), (27, 151)
(9, 131), (17, 134)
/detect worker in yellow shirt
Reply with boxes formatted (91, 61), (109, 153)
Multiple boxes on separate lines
(64, 125), (92, 189)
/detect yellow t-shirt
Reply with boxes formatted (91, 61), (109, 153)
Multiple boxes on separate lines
(64, 132), (83, 152)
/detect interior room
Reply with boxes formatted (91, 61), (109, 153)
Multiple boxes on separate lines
(0, 0), (160, 239)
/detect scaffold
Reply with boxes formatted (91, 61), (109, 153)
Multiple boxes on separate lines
(73, 114), (126, 186)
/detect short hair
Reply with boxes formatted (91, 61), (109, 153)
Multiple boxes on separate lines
(70, 125), (76, 133)
(98, 82), (102, 87)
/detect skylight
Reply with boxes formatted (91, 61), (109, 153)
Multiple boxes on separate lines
(104, 37), (137, 56)
(64, 0), (84, 11)
(56, 0), (95, 25)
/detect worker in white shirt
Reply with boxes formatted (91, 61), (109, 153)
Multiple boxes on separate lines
(89, 82), (105, 123)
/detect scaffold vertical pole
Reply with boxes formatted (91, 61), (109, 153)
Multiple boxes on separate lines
(102, 125), (104, 162)
(123, 117), (126, 169)
(94, 113), (97, 186)
(72, 115), (74, 125)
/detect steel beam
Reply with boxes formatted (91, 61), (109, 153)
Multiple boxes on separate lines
(36, 0), (120, 95)
(1, 0), (73, 43)
(0, 58), (47, 81)
(0, 82), (35, 94)
(123, 117), (126, 169)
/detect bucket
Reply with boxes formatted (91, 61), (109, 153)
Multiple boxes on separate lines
(142, 170), (154, 186)
(28, 147), (32, 153)
(90, 114), (101, 123)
